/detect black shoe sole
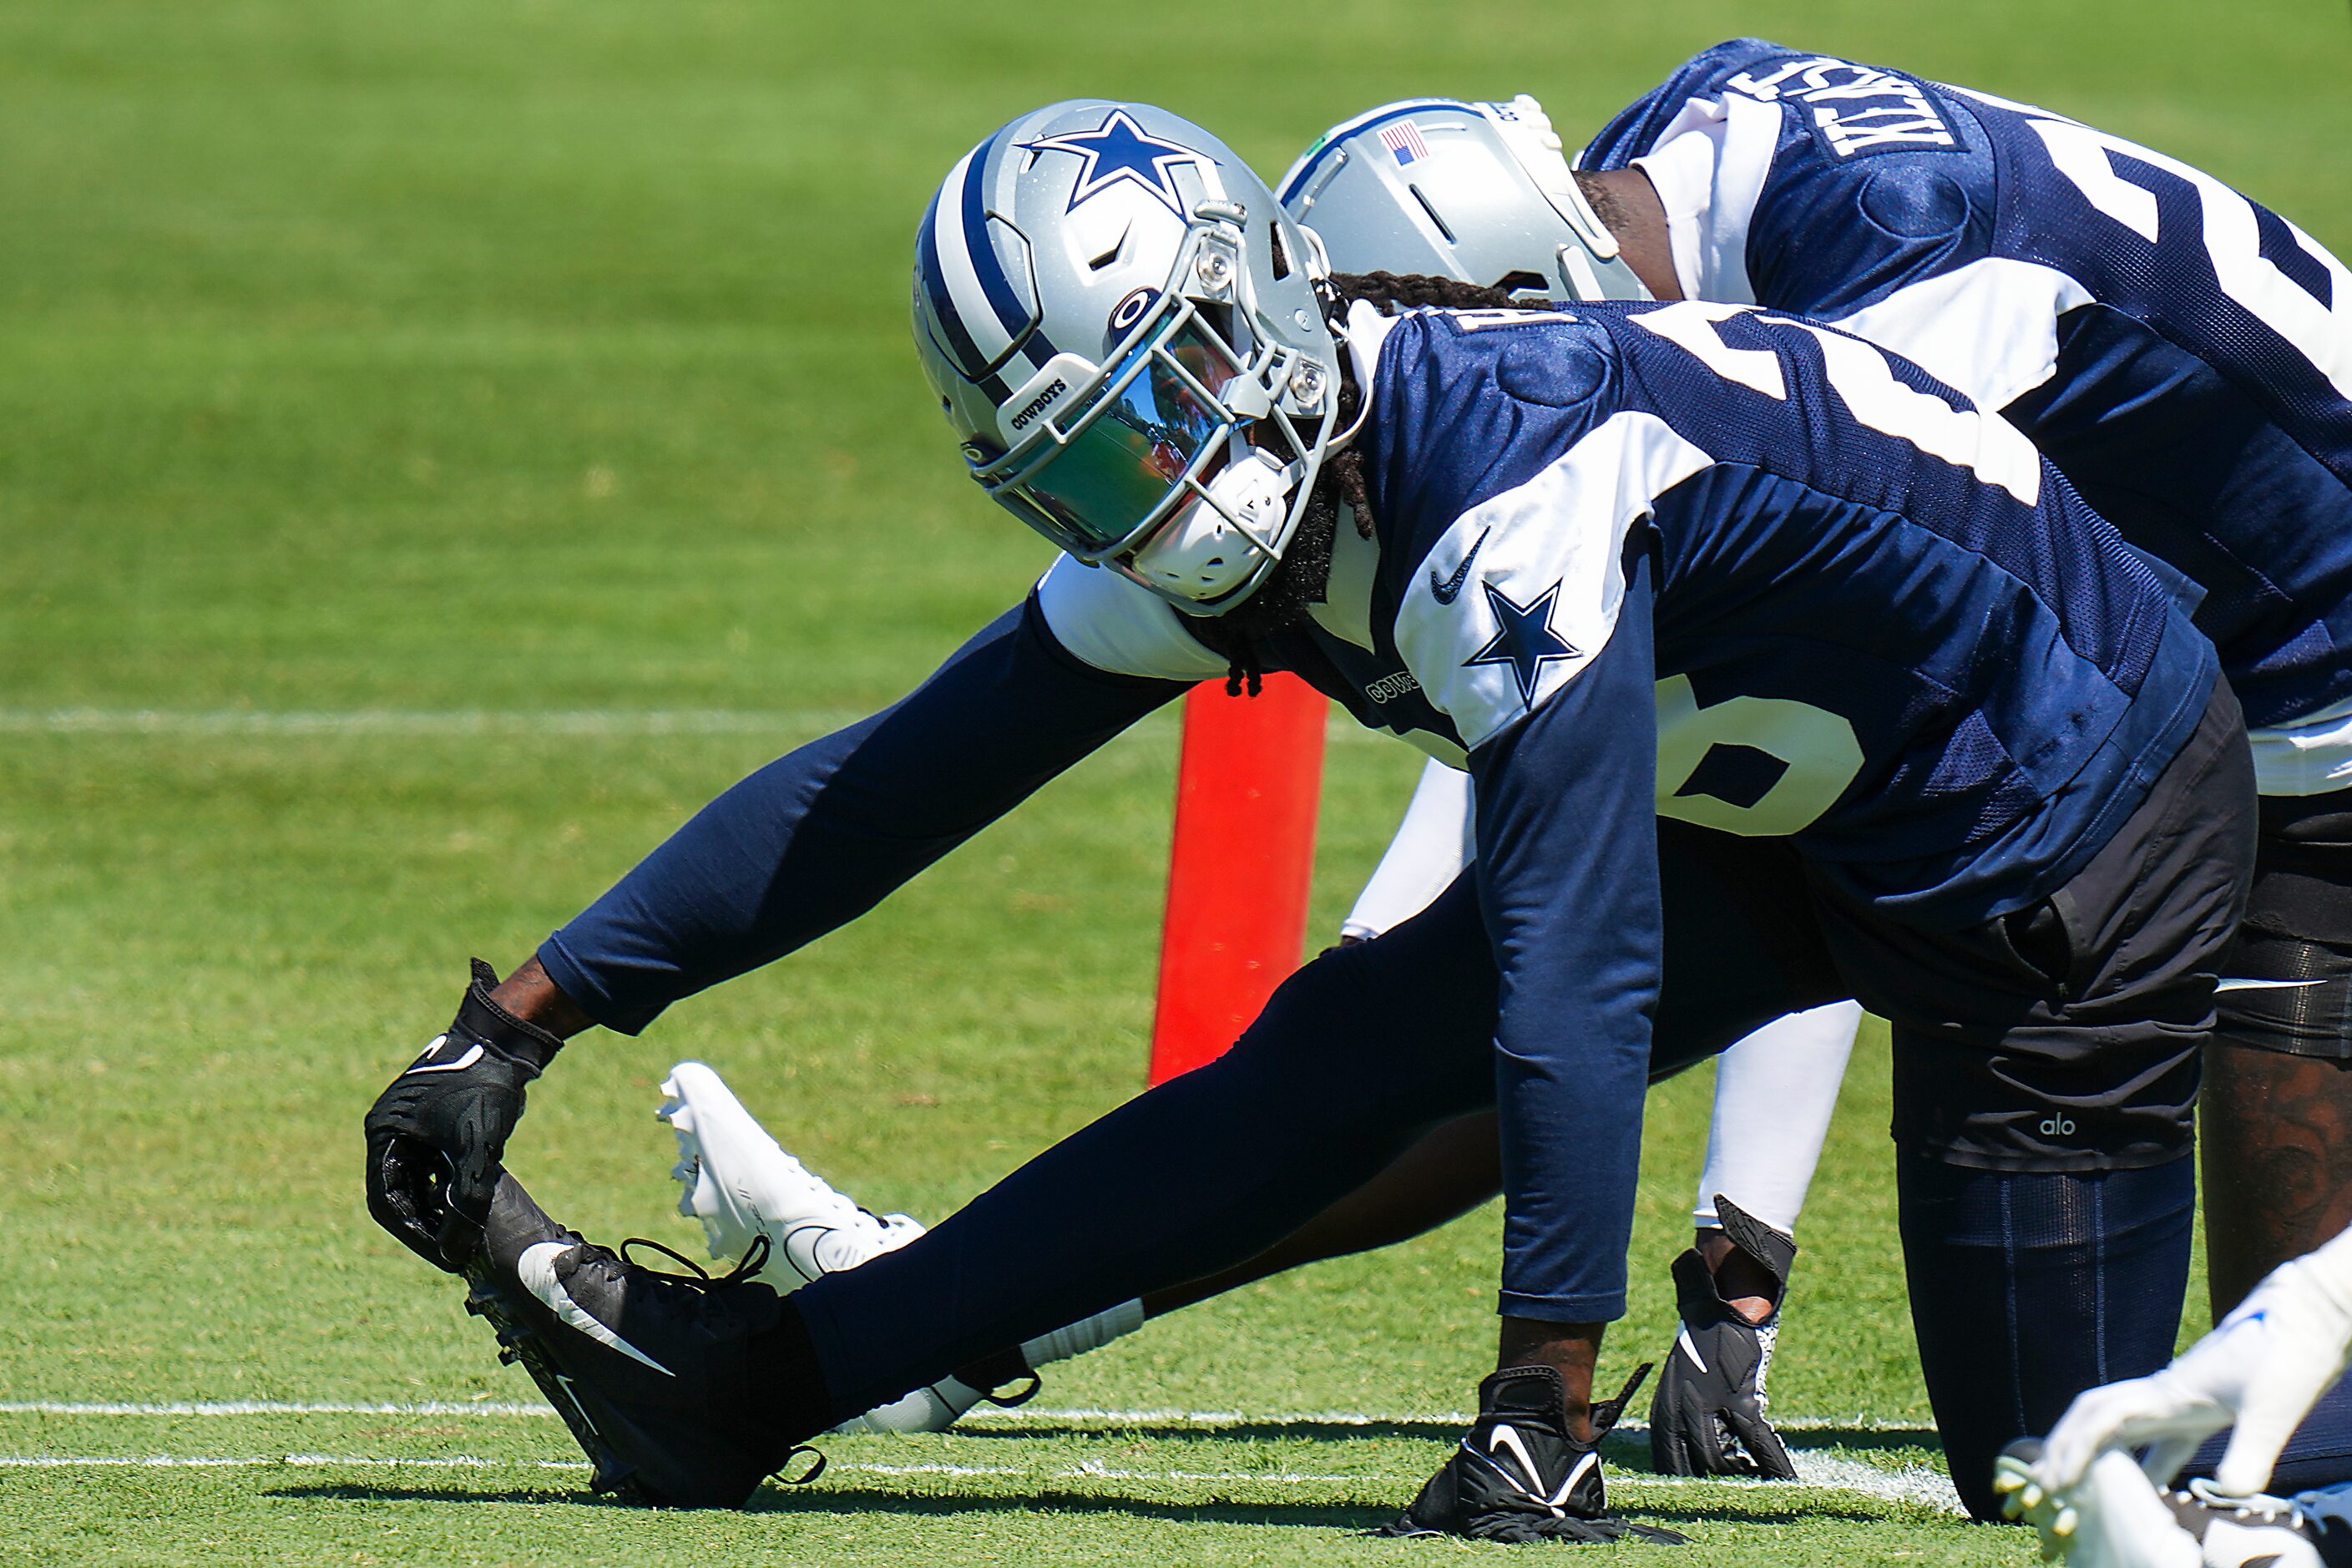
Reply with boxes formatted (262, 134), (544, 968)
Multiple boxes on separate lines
(458, 1256), (651, 1507)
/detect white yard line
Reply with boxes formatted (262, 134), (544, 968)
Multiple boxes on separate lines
(0, 1399), (1962, 1515)
(0, 1452), (1964, 1513)
(0, 706), (1408, 745)
(0, 1399), (1933, 1434)
(0, 708), (870, 738)
(0, 1401), (555, 1418)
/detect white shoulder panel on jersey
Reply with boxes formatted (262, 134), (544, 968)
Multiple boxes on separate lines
(1395, 409), (1714, 751)
(1626, 90), (1781, 306)
(1034, 555), (1230, 683)
(1831, 256), (2097, 412)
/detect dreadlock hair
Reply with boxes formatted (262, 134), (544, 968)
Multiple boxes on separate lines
(1196, 269), (1539, 696)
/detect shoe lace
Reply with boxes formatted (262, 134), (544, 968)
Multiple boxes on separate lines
(607, 1233), (831, 1490)
(619, 1232), (775, 1287)
(2183, 1478), (2309, 1530)
(984, 1374), (1042, 1409)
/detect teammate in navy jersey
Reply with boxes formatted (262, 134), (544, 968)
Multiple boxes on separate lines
(1260, 47), (2352, 1493)
(363, 99), (2255, 1533)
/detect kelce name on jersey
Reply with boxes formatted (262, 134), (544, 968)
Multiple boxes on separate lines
(1725, 57), (1956, 159)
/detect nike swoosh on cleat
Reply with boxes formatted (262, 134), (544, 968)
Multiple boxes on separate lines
(2216, 978), (2328, 992)
(1677, 1326), (1710, 1374)
(516, 1243), (675, 1377)
(1485, 1423), (1553, 1506)
(1429, 529), (1490, 605)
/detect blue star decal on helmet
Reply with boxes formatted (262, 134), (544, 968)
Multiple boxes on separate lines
(1023, 109), (1211, 216)
(1463, 580), (1580, 707)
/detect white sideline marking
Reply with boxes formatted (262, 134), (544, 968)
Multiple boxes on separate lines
(0, 1400), (1960, 1515)
(0, 1401), (556, 1417)
(0, 1399), (1934, 1434)
(0, 1453), (1963, 1513)
(0, 709), (868, 738)
(0, 706), (1400, 746)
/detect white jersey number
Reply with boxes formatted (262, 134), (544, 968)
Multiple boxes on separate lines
(2027, 117), (2352, 404)
(1633, 301), (2045, 503)
(1654, 674), (1864, 836)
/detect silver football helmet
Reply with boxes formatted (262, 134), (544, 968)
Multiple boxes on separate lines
(1277, 95), (1646, 301)
(913, 102), (1343, 613)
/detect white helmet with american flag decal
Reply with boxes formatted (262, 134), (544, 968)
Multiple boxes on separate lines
(913, 101), (1343, 614)
(1277, 95), (1646, 302)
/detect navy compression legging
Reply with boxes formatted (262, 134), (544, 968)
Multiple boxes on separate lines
(787, 878), (2202, 1520)
(787, 876), (1502, 1420)
(1898, 1156), (2196, 1520)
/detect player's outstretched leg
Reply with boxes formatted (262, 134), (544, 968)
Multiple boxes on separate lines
(656, 1060), (1141, 1434)
(459, 1171), (831, 1507)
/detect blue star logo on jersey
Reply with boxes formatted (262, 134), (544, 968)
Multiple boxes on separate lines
(1023, 110), (1209, 216)
(1463, 580), (1579, 707)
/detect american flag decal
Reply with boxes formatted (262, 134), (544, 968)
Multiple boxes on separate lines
(1378, 120), (1432, 166)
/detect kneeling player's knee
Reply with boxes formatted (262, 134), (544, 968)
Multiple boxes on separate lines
(1897, 1155), (2194, 1517)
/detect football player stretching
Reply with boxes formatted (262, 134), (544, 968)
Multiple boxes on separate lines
(368, 98), (2253, 1536)
(615, 48), (2352, 1506)
(1142, 46), (2352, 1506)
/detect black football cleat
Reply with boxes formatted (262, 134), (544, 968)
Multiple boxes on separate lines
(459, 1174), (830, 1508)
(1650, 1194), (1798, 1479)
(1380, 1363), (1687, 1544)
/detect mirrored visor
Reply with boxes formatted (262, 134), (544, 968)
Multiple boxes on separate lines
(984, 313), (1246, 559)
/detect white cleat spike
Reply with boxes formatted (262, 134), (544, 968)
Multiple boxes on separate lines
(655, 1060), (924, 1283)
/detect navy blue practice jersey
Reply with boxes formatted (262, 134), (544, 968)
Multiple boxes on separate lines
(1048, 300), (2213, 918)
(542, 297), (2215, 1321)
(1581, 40), (2352, 787)
(1035, 297), (2217, 1316)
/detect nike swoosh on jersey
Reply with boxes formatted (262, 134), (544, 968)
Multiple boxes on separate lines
(1429, 528), (1491, 605)
(2215, 978), (2329, 992)
(516, 1242), (675, 1376)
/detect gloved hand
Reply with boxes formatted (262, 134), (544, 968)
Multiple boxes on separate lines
(1651, 1195), (1799, 1479)
(1995, 1442), (2204, 1568)
(2033, 1227), (2352, 1496)
(364, 959), (566, 1272)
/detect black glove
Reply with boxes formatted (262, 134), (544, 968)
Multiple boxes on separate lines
(364, 959), (565, 1272)
(1380, 1363), (1685, 1544)
(1650, 1194), (1799, 1479)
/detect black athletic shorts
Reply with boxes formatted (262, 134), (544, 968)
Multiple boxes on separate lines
(1648, 681), (2256, 1173)
(2212, 785), (2352, 1059)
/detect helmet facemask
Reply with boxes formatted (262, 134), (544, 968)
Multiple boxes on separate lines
(973, 203), (1340, 614)
(913, 104), (1348, 614)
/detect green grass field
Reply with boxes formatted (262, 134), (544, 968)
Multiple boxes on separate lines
(3, 1), (2349, 1562)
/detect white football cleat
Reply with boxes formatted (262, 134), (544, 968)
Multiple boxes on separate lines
(1998, 1443), (2202, 1567)
(655, 1060), (1148, 1439)
(1998, 1441), (2337, 1567)
(657, 1061), (924, 1284)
